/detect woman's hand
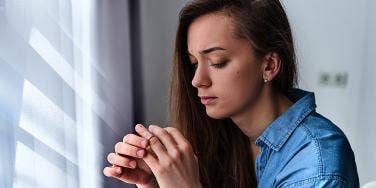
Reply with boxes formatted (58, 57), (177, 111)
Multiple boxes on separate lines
(103, 131), (157, 188)
(135, 124), (202, 188)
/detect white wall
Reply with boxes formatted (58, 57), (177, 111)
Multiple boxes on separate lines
(356, 0), (376, 185)
(283, 0), (375, 185)
(139, 0), (188, 126)
(283, 0), (367, 143)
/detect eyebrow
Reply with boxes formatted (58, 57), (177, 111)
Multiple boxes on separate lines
(188, 46), (227, 56)
(199, 47), (226, 54)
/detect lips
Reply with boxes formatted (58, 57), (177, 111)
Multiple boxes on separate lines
(199, 96), (217, 105)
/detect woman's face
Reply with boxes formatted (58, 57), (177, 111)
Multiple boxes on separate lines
(187, 13), (264, 119)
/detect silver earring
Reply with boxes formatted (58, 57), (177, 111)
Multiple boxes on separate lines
(264, 79), (268, 83)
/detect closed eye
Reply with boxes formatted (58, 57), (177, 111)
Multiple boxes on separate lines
(210, 61), (227, 68)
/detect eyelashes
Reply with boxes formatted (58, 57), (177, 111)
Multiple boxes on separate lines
(190, 61), (228, 70)
(210, 61), (227, 68)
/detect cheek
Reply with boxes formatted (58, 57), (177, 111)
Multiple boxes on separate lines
(220, 67), (260, 96)
(205, 73), (261, 119)
(225, 73), (259, 101)
(217, 67), (262, 112)
(204, 58), (262, 119)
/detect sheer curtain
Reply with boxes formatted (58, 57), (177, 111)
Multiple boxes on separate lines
(0, 0), (134, 188)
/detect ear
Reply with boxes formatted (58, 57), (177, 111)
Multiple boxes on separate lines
(262, 52), (281, 82)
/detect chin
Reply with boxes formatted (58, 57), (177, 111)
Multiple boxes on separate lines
(205, 108), (231, 119)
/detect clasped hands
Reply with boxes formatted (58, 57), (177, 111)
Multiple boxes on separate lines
(103, 124), (202, 188)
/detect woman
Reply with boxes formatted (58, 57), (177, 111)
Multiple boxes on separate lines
(103, 0), (359, 187)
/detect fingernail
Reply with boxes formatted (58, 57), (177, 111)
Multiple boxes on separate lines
(135, 124), (143, 131)
(129, 160), (136, 168)
(104, 167), (111, 177)
(137, 149), (145, 157)
(148, 125), (155, 132)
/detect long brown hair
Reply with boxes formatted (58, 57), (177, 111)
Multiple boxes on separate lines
(168, 0), (297, 187)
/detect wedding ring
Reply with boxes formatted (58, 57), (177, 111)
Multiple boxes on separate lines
(147, 135), (156, 141)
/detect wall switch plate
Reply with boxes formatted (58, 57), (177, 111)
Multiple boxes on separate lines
(318, 71), (348, 88)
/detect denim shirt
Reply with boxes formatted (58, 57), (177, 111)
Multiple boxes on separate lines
(255, 89), (359, 188)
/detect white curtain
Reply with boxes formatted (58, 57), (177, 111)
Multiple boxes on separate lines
(0, 0), (134, 187)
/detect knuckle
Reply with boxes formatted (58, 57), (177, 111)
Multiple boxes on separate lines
(170, 149), (182, 160)
(156, 167), (166, 176)
(164, 158), (173, 167)
(157, 161), (172, 175)
(180, 143), (192, 153)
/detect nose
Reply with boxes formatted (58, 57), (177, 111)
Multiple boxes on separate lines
(191, 64), (211, 88)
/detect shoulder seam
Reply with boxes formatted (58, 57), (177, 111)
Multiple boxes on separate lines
(273, 106), (316, 150)
(300, 122), (324, 176)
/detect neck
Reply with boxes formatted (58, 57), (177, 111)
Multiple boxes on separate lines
(231, 87), (293, 143)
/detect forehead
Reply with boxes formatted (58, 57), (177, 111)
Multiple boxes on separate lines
(187, 13), (237, 54)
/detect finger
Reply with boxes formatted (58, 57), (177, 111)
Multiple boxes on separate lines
(123, 134), (149, 149)
(141, 148), (159, 173)
(107, 153), (137, 169)
(165, 127), (197, 161)
(135, 124), (168, 160)
(104, 166), (151, 184)
(115, 142), (146, 158)
(164, 127), (189, 146)
(149, 125), (179, 154)
(134, 124), (154, 140)
(103, 166), (122, 178)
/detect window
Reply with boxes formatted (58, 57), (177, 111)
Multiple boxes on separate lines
(0, 0), (133, 187)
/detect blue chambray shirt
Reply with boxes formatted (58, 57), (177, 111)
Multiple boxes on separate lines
(255, 89), (359, 188)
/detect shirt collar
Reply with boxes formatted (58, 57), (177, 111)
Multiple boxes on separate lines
(255, 88), (317, 151)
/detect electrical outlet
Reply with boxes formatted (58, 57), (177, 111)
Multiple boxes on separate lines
(319, 72), (331, 86)
(318, 71), (348, 88)
(333, 72), (348, 87)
